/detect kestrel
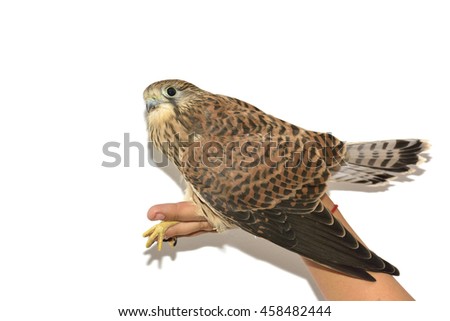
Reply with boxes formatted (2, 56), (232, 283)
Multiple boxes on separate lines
(142, 79), (428, 281)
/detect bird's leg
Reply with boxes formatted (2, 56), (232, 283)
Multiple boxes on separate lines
(142, 221), (179, 250)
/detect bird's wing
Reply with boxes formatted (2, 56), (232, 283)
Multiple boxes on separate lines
(180, 132), (329, 214)
(181, 134), (399, 280)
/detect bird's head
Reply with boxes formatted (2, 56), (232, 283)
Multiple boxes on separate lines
(143, 79), (205, 133)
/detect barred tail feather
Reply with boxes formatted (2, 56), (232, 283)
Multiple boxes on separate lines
(332, 139), (429, 185)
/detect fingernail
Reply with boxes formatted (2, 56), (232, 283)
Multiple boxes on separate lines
(154, 213), (166, 221)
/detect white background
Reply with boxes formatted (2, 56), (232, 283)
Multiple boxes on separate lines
(1, 0), (449, 320)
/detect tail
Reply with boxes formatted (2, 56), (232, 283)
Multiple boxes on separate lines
(332, 139), (430, 185)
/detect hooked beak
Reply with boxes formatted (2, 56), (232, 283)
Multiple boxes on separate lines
(145, 99), (159, 112)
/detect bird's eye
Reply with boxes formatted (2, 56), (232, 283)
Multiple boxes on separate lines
(166, 87), (177, 97)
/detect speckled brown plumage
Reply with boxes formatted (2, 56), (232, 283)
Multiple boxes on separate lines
(143, 79), (428, 281)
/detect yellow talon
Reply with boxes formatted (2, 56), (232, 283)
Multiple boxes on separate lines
(142, 221), (179, 250)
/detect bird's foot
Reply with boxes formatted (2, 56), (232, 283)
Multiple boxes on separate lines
(143, 221), (179, 250)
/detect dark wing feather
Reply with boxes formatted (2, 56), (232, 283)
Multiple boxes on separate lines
(229, 204), (399, 281)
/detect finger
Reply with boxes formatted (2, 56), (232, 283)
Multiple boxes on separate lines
(147, 202), (207, 222)
(186, 230), (215, 237)
(165, 221), (215, 239)
(169, 230), (213, 240)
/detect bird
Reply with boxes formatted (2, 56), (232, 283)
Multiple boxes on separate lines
(142, 79), (429, 281)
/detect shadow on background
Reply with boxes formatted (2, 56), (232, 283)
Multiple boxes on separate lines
(143, 230), (323, 300)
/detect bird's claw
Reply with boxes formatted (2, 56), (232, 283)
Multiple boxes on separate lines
(163, 237), (178, 247)
(143, 221), (179, 250)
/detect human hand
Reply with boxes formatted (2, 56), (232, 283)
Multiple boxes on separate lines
(144, 197), (339, 242)
(146, 201), (215, 240)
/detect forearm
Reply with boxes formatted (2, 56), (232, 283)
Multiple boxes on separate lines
(304, 194), (414, 301)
